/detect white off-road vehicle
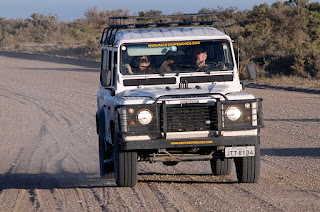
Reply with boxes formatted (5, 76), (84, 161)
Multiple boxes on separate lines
(96, 14), (264, 187)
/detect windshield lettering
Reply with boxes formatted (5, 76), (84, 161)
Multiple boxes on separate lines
(147, 41), (200, 48)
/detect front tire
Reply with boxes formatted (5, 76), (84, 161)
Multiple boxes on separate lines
(115, 151), (138, 187)
(234, 144), (260, 183)
(114, 133), (138, 187)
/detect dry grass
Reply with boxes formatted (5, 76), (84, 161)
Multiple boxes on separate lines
(256, 76), (320, 90)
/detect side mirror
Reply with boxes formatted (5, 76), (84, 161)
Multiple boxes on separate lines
(246, 63), (257, 80)
(100, 70), (111, 86)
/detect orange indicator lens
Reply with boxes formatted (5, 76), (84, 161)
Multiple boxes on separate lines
(244, 115), (251, 121)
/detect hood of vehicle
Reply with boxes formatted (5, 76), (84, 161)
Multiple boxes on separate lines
(118, 83), (240, 101)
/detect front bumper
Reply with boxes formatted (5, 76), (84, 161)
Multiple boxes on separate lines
(120, 135), (260, 151)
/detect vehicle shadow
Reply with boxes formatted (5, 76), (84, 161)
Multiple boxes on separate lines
(265, 118), (320, 123)
(0, 50), (100, 70)
(0, 172), (116, 190)
(245, 83), (320, 95)
(261, 147), (320, 158)
(138, 172), (238, 184)
(0, 171), (239, 190)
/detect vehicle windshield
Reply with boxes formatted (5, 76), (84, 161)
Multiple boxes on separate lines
(120, 40), (234, 75)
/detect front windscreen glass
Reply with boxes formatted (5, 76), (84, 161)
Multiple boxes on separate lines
(120, 40), (234, 75)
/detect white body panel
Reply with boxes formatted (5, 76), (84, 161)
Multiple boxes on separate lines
(98, 26), (259, 139)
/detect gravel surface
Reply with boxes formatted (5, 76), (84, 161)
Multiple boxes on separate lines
(0, 52), (319, 211)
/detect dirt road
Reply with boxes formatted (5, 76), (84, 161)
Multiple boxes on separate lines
(0, 52), (319, 211)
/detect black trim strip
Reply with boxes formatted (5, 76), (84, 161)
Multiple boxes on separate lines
(180, 74), (233, 83)
(123, 77), (176, 86)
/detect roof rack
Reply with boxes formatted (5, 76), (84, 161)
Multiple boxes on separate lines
(108, 13), (221, 28)
(100, 13), (225, 46)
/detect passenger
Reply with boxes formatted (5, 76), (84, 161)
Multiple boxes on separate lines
(159, 58), (174, 73)
(126, 56), (155, 74)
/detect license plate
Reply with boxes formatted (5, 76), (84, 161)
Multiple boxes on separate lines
(225, 146), (255, 158)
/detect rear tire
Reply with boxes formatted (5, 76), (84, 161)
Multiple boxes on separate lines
(210, 158), (233, 175)
(234, 144), (260, 183)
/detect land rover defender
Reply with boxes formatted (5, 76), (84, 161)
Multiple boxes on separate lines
(96, 14), (264, 187)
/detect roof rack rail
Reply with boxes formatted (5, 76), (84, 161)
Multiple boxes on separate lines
(108, 13), (221, 28)
(100, 13), (225, 46)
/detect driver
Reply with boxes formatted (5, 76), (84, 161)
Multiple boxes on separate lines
(193, 47), (227, 71)
(160, 47), (212, 72)
(193, 47), (208, 69)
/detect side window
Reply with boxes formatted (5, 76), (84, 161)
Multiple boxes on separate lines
(100, 49), (117, 87)
(100, 50), (112, 86)
(113, 51), (118, 85)
(101, 50), (107, 70)
(108, 50), (112, 71)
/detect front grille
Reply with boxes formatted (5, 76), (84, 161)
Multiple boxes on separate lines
(163, 104), (218, 132)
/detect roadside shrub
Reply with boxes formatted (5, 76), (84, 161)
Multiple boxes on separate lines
(1, 34), (15, 47)
(28, 13), (59, 43)
(84, 39), (98, 55)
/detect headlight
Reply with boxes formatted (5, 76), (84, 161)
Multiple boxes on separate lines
(225, 106), (241, 121)
(137, 109), (153, 125)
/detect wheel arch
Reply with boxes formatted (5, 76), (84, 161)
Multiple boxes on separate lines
(96, 107), (106, 136)
(109, 120), (116, 144)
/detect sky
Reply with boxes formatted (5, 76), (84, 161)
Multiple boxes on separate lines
(0, 0), (318, 21)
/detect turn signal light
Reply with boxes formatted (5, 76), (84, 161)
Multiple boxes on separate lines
(128, 120), (135, 126)
(244, 115), (251, 121)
